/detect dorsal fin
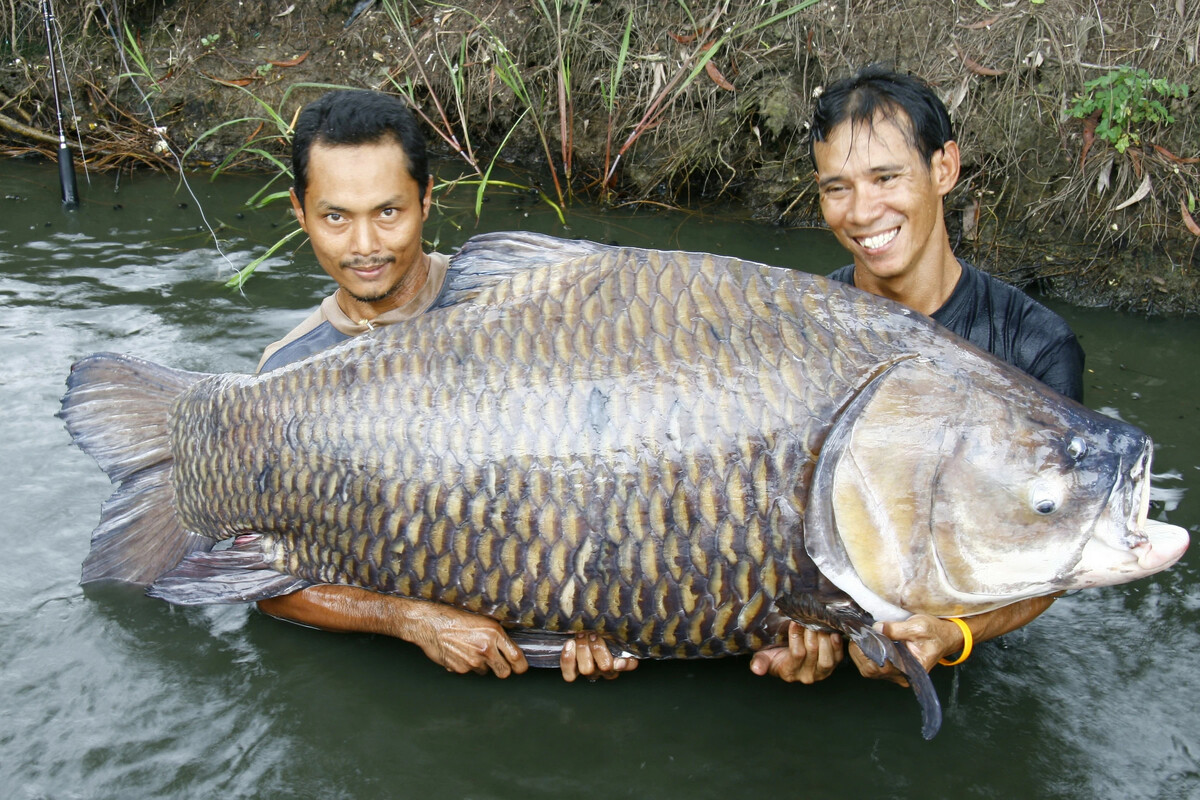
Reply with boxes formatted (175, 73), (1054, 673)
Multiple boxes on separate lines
(435, 231), (612, 309)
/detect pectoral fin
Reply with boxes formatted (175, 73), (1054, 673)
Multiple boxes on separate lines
(776, 593), (942, 740)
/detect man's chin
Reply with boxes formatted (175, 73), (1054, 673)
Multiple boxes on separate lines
(346, 290), (391, 304)
(343, 276), (402, 304)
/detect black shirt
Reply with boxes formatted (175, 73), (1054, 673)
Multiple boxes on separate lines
(827, 260), (1085, 401)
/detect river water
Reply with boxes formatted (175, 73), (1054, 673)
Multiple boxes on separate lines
(1, 158), (1197, 799)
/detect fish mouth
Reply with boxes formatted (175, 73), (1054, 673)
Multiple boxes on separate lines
(1128, 449), (1189, 571)
(1079, 443), (1189, 583)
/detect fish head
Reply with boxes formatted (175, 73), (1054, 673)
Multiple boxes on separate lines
(805, 355), (1189, 621)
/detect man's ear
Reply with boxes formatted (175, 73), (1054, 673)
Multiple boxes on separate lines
(932, 141), (961, 197)
(289, 187), (308, 231)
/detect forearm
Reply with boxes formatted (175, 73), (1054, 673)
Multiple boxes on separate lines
(257, 585), (429, 640)
(258, 585), (529, 676)
(956, 594), (1059, 649)
(858, 593), (1062, 682)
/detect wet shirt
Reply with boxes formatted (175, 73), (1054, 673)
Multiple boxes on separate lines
(828, 260), (1085, 401)
(257, 252), (450, 373)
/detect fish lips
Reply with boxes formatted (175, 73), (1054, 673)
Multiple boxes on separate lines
(1068, 441), (1190, 586)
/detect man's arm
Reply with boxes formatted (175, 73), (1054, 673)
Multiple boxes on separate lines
(849, 595), (1059, 684)
(750, 595), (1058, 684)
(258, 586), (530, 676)
(257, 586), (638, 680)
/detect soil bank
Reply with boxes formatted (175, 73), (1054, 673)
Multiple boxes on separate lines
(3, 0), (1199, 313)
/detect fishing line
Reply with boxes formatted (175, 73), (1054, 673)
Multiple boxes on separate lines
(41, 0), (78, 208)
(93, 0), (238, 273)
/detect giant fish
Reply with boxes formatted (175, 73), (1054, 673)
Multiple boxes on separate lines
(60, 232), (1189, 738)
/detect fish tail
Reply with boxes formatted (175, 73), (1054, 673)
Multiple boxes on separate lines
(60, 352), (212, 586)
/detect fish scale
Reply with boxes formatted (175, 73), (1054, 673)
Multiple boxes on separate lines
(163, 242), (889, 659)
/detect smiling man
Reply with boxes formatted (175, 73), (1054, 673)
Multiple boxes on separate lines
(255, 90), (628, 682)
(812, 65), (1084, 399)
(750, 65), (1085, 686)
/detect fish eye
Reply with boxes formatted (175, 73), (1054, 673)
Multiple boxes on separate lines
(1067, 436), (1087, 460)
(1030, 479), (1062, 516)
(1034, 498), (1058, 515)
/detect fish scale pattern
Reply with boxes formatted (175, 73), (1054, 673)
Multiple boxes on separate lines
(170, 245), (914, 658)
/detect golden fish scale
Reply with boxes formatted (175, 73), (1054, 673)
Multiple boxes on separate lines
(170, 250), (904, 658)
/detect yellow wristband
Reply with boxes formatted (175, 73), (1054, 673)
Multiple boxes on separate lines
(938, 617), (973, 666)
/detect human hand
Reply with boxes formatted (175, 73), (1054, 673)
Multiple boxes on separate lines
(749, 622), (844, 684)
(407, 602), (530, 678)
(848, 614), (966, 686)
(559, 632), (639, 682)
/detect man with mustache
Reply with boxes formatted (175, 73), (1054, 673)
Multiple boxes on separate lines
(256, 89), (630, 682)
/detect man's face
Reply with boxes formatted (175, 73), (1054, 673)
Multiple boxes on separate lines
(813, 114), (958, 285)
(291, 138), (431, 309)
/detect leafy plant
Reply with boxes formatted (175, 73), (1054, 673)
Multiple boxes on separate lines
(1068, 66), (1190, 154)
(119, 23), (161, 91)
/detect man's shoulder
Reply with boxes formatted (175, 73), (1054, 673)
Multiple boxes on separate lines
(827, 263), (855, 284)
(958, 261), (1074, 338)
(255, 297), (337, 372)
(944, 260), (1084, 400)
(258, 319), (353, 373)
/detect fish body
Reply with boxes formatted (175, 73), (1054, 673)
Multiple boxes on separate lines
(61, 232), (1189, 737)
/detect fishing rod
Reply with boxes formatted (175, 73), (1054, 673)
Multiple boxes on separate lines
(41, 0), (79, 209)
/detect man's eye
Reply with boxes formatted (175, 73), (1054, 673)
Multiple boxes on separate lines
(325, 213), (343, 222)
(380, 208), (397, 217)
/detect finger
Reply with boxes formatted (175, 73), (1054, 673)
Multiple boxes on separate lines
(574, 633), (596, 678)
(560, 638), (579, 682)
(786, 622), (809, 660)
(801, 628), (827, 683)
(749, 648), (777, 676)
(850, 643), (909, 686)
(609, 656), (637, 677)
(487, 647), (512, 678)
(812, 629), (840, 680)
(587, 634), (615, 674)
(499, 632), (529, 675)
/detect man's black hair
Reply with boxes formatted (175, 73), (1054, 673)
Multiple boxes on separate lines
(808, 65), (954, 170)
(291, 89), (428, 207)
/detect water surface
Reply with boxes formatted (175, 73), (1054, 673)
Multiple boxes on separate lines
(1, 159), (1196, 799)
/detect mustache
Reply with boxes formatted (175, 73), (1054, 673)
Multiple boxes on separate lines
(340, 255), (396, 270)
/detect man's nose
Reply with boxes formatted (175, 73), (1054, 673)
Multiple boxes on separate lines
(349, 219), (381, 255)
(846, 185), (878, 226)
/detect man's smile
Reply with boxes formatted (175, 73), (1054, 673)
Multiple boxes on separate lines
(855, 227), (900, 252)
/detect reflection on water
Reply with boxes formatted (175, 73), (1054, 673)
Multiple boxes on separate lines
(0, 159), (1197, 800)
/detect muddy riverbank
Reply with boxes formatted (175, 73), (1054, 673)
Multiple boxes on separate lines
(3, 0), (1199, 313)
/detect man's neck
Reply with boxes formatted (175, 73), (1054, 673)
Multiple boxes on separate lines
(855, 250), (962, 316)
